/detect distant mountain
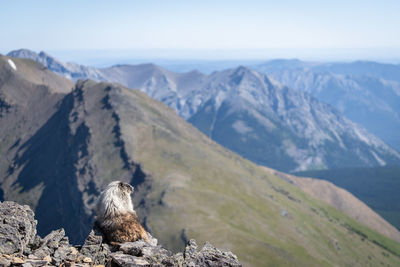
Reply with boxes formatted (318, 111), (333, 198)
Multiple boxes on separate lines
(100, 63), (206, 119)
(254, 59), (400, 83)
(2, 54), (400, 266)
(8, 49), (400, 172)
(95, 63), (400, 172)
(314, 61), (400, 83)
(7, 49), (105, 81)
(253, 59), (400, 150)
(187, 66), (400, 171)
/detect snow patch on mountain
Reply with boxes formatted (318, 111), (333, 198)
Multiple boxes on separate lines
(7, 59), (17, 70)
(371, 151), (386, 166)
(232, 120), (253, 134)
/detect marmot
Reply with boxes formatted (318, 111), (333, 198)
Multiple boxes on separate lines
(95, 181), (150, 243)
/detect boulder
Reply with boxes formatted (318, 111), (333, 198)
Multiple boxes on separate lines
(0, 201), (37, 254)
(79, 226), (111, 265)
(183, 239), (241, 267)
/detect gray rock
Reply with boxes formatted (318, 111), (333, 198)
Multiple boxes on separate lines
(52, 245), (70, 266)
(0, 224), (21, 255)
(112, 253), (151, 267)
(30, 229), (76, 265)
(0, 201), (241, 266)
(142, 245), (172, 263)
(171, 252), (185, 267)
(0, 257), (11, 267)
(118, 241), (147, 256)
(80, 228), (111, 265)
(33, 229), (66, 258)
(42, 229), (66, 249)
(24, 258), (51, 266)
(117, 232), (158, 256)
(117, 239), (173, 265)
(146, 232), (158, 247)
(114, 239), (240, 266)
(184, 239), (199, 264)
(184, 239), (241, 267)
(0, 201), (37, 254)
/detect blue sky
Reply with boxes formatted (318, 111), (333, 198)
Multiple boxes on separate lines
(1, 0), (400, 61)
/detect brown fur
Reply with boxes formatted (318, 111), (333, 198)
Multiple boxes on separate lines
(99, 211), (149, 243)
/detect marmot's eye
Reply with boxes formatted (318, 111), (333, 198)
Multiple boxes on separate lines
(125, 184), (134, 192)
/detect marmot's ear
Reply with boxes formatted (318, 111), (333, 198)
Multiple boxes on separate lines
(120, 182), (134, 193)
(128, 184), (134, 193)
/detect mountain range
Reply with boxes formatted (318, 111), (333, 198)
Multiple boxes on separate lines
(7, 49), (400, 172)
(253, 59), (400, 151)
(1, 54), (400, 266)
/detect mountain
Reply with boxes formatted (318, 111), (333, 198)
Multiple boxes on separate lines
(100, 63), (400, 172)
(100, 63), (206, 119)
(8, 49), (400, 172)
(295, 165), (400, 231)
(254, 60), (400, 83)
(186, 66), (400, 171)
(314, 61), (400, 83)
(253, 60), (400, 151)
(2, 55), (400, 266)
(7, 49), (106, 81)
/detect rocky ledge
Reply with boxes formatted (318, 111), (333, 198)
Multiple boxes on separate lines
(0, 201), (241, 266)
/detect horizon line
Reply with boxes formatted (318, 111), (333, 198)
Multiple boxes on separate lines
(3, 47), (400, 65)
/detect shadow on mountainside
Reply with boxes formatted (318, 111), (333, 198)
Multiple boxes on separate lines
(8, 93), (92, 244)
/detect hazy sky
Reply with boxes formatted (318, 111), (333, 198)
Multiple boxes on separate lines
(1, 0), (400, 61)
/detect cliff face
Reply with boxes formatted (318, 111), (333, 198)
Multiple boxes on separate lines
(0, 201), (241, 266)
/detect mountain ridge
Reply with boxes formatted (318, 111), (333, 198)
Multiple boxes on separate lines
(253, 59), (400, 151)
(1, 55), (400, 266)
(8, 49), (400, 172)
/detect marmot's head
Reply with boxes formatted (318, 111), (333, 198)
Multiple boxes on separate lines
(95, 181), (135, 220)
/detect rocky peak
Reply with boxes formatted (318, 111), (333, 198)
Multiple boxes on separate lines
(0, 201), (241, 266)
(7, 49), (39, 61)
(227, 65), (257, 82)
(230, 65), (253, 76)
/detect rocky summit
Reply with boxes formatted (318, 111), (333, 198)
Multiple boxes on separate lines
(0, 201), (241, 266)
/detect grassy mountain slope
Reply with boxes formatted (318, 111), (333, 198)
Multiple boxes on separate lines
(1, 56), (400, 266)
(0, 56), (73, 209)
(295, 166), (400, 232)
(267, 167), (400, 242)
(8, 49), (400, 172)
(73, 80), (400, 266)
